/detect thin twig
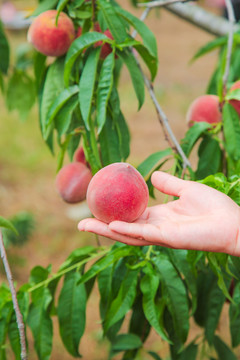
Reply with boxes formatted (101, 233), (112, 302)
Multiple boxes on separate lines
(0, 231), (27, 360)
(222, 0), (235, 96)
(131, 10), (191, 169)
(138, 0), (188, 8)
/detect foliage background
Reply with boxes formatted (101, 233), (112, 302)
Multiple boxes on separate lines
(0, 0), (235, 359)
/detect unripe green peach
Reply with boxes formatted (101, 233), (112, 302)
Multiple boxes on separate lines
(56, 162), (92, 204)
(186, 95), (222, 127)
(87, 162), (149, 223)
(27, 10), (75, 57)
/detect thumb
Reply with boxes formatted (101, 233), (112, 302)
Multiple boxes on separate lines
(151, 171), (190, 197)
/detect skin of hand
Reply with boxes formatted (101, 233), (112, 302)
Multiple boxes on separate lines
(78, 171), (240, 256)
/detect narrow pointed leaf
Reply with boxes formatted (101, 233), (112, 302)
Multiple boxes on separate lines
(0, 216), (18, 235)
(79, 47), (100, 129)
(28, 288), (53, 360)
(140, 269), (170, 342)
(64, 32), (110, 86)
(116, 7), (157, 57)
(153, 255), (189, 342)
(58, 271), (86, 357)
(104, 269), (139, 332)
(40, 58), (65, 139)
(98, 0), (128, 43)
(137, 148), (173, 179)
(97, 52), (115, 133)
(223, 102), (240, 160)
(0, 21), (9, 74)
(180, 122), (210, 157)
(213, 335), (238, 360)
(229, 282), (240, 347)
(118, 50), (145, 110)
(43, 85), (79, 139)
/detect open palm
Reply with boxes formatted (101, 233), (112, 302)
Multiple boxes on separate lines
(78, 171), (240, 256)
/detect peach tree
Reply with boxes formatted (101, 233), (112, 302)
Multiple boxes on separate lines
(1, 0), (240, 359)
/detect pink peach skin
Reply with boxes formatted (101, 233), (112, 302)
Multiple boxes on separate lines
(27, 10), (75, 57)
(86, 162), (149, 224)
(186, 94), (222, 127)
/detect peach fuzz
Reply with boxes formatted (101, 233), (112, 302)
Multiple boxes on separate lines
(27, 10), (75, 57)
(228, 80), (240, 117)
(186, 94), (222, 127)
(56, 162), (92, 204)
(87, 162), (149, 224)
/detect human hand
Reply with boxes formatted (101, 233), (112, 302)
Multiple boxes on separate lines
(78, 171), (240, 256)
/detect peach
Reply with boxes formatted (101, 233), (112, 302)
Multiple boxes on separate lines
(76, 26), (82, 38)
(87, 162), (149, 223)
(56, 162), (92, 204)
(94, 28), (114, 59)
(228, 80), (240, 117)
(74, 146), (87, 166)
(186, 95), (222, 127)
(27, 10), (75, 57)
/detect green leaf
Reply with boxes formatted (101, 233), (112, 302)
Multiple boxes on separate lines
(104, 268), (139, 332)
(111, 333), (142, 351)
(140, 267), (170, 342)
(6, 70), (36, 120)
(8, 292), (29, 359)
(57, 0), (71, 13)
(31, 0), (58, 16)
(0, 302), (12, 357)
(28, 287), (53, 360)
(98, 0), (128, 43)
(78, 245), (133, 285)
(229, 282), (240, 347)
(167, 249), (197, 314)
(194, 267), (226, 344)
(118, 49), (145, 110)
(98, 264), (114, 320)
(148, 351), (162, 360)
(223, 102), (240, 160)
(191, 36), (227, 62)
(64, 32), (110, 86)
(58, 271), (86, 357)
(97, 52), (115, 133)
(178, 342), (198, 360)
(0, 21), (10, 74)
(132, 44), (158, 81)
(180, 122), (210, 157)
(60, 246), (97, 271)
(0, 216), (18, 235)
(79, 47), (101, 129)
(55, 94), (79, 137)
(153, 254), (189, 343)
(109, 87), (130, 161)
(226, 88), (240, 101)
(98, 114), (122, 165)
(213, 335), (238, 360)
(43, 85), (79, 139)
(40, 58), (65, 141)
(196, 136), (222, 180)
(34, 52), (47, 91)
(137, 148), (173, 180)
(129, 293), (151, 343)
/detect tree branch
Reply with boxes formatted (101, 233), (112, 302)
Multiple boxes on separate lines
(0, 231), (27, 360)
(222, 0), (236, 95)
(145, 1), (240, 37)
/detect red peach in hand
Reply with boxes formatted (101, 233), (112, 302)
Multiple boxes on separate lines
(186, 94), (222, 127)
(56, 162), (92, 204)
(27, 10), (75, 57)
(228, 80), (240, 117)
(86, 162), (149, 224)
